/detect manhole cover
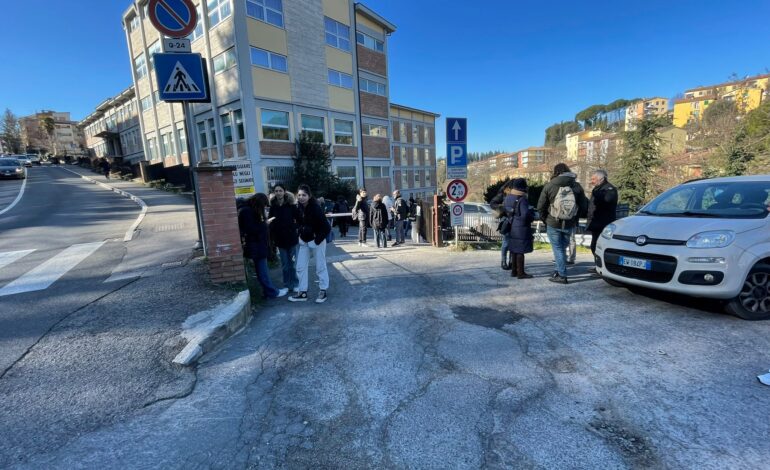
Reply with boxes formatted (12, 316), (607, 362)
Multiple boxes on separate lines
(454, 306), (523, 330)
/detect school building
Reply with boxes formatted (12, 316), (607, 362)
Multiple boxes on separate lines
(112, 0), (438, 199)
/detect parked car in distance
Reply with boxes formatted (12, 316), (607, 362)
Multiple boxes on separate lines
(0, 159), (26, 179)
(25, 154), (40, 165)
(596, 175), (770, 320)
(14, 156), (32, 168)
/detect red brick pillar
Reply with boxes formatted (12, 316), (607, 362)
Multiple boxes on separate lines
(194, 166), (245, 284)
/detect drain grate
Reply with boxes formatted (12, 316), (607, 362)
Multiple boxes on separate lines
(454, 306), (524, 330)
(152, 224), (187, 233)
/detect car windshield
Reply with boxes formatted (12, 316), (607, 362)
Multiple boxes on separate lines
(640, 181), (770, 219)
(0, 160), (20, 167)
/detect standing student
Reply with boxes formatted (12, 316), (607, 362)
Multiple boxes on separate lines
(289, 184), (331, 304)
(369, 194), (389, 248)
(392, 190), (409, 246)
(490, 181), (514, 271)
(333, 196), (350, 238)
(503, 178), (535, 279)
(268, 184), (301, 292)
(352, 188), (369, 246)
(586, 169), (618, 273)
(239, 194), (289, 299)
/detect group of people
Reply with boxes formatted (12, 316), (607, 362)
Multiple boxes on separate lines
(492, 163), (618, 284)
(238, 183), (331, 304)
(237, 184), (425, 304)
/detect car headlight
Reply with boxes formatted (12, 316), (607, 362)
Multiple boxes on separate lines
(686, 230), (735, 249)
(15, 168), (23, 172)
(601, 224), (617, 240)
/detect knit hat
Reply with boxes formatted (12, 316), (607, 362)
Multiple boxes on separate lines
(511, 178), (528, 192)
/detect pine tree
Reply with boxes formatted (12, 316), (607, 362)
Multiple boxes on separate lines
(288, 132), (354, 201)
(1, 109), (22, 154)
(616, 117), (665, 208)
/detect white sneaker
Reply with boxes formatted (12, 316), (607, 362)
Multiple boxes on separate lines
(316, 290), (327, 303)
(276, 288), (289, 298)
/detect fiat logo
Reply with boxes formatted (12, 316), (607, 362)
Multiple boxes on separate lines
(636, 235), (648, 246)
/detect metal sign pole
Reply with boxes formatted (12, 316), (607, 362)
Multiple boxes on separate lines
(183, 102), (206, 256)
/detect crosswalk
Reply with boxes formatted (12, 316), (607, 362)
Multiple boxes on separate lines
(0, 242), (105, 297)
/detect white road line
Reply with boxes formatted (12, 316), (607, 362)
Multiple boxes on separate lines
(0, 249), (35, 270)
(0, 242), (105, 297)
(59, 167), (148, 242)
(0, 175), (28, 216)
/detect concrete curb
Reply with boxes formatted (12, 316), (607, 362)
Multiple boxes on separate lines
(60, 167), (148, 241)
(173, 290), (252, 366)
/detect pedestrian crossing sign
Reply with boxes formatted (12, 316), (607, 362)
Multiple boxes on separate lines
(154, 53), (209, 102)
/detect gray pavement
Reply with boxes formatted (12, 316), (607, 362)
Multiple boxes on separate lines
(9, 237), (770, 469)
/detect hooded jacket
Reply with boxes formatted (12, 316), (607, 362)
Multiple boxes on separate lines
(369, 201), (389, 230)
(297, 198), (331, 245)
(238, 203), (270, 260)
(268, 192), (301, 249)
(586, 179), (618, 233)
(536, 172), (589, 229)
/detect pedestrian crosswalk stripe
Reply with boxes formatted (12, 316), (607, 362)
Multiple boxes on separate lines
(0, 249), (35, 271)
(0, 242), (105, 297)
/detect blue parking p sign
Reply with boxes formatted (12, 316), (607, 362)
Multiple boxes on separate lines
(446, 117), (467, 179)
(154, 53), (209, 102)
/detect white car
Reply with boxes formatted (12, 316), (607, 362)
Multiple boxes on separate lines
(596, 175), (770, 320)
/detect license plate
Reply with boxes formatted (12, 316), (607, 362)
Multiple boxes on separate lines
(619, 256), (651, 270)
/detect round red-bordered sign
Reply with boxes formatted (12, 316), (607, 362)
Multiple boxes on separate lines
(148, 0), (198, 38)
(452, 204), (464, 216)
(446, 179), (469, 203)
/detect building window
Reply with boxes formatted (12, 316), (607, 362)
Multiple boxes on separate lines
(261, 109), (290, 140)
(399, 122), (406, 141)
(246, 0), (283, 27)
(414, 171), (420, 186)
(208, 0), (232, 28)
(197, 122), (208, 148)
(129, 15), (140, 32)
(324, 17), (350, 52)
(140, 96), (152, 112)
(424, 127), (431, 143)
(148, 41), (161, 70)
(188, 6), (204, 41)
(412, 125), (419, 143)
(337, 166), (357, 184)
(414, 148), (422, 166)
(301, 115), (325, 143)
(146, 137), (157, 160)
(365, 166), (381, 178)
(213, 48), (237, 74)
(221, 114), (233, 144)
(356, 32), (384, 52)
(363, 123), (388, 138)
(207, 118), (217, 147)
(425, 170), (431, 184)
(234, 110), (245, 140)
(154, 90), (160, 105)
(250, 47), (288, 73)
(359, 77), (386, 96)
(328, 69), (353, 89)
(334, 120), (354, 145)
(177, 125), (187, 153)
(161, 133), (171, 158)
(135, 53), (147, 79)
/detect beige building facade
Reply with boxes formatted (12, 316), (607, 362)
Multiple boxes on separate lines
(120, 0), (437, 195)
(20, 111), (87, 158)
(80, 87), (145, 170)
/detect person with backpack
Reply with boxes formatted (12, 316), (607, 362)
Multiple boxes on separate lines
(268, 184), (301, 293)
(352, 188), (370, 247)
(504, 178), (535, 279)
(369, 194), (390, 248)
(392, 190), (410, 246)
(289, 184), (331, 304)
(333, 196), (350, 238)
(536, 163), (589, 284)
(491, 180), (515, 271)
(239, 193), (289, 300)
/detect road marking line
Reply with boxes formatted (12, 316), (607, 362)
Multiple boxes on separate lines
(59, 167), (148, 242)
(0, 242), (105, 297)
(0, 249), (35, 270)
(0, 175), (28, 217)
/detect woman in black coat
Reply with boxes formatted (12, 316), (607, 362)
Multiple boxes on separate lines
(268, 184), (301, 292)
(238, 193), (288, 299)
(288, 184), (332, 304)
(503, 178), (535, 279)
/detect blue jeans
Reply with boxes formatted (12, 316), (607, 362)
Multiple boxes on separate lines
(394, 220), (405, 243)
(547, 226), (572, 277)
(501, 237), (510, 263)
(278, 245), (298, 290)
(255, 257), (279, 298)
(375, 229), (388, 248)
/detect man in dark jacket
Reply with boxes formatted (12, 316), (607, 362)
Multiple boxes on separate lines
(536, 163), (589, 284)
(369, 194), (389, 248)
(586, 169), (618, 273)
(352, 188), (369, 247)
(392, 190), (409, 246)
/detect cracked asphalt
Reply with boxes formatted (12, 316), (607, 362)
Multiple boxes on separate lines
(7, 238), (770, 469)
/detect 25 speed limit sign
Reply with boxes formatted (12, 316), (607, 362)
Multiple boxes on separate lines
(446, 179), (469, 203)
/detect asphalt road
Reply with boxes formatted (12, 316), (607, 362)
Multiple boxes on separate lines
(0, 166), (140, 376)
(12, 240), (770, 469)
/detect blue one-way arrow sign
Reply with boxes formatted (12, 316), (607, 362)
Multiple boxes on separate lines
(446, 118), (467, 144)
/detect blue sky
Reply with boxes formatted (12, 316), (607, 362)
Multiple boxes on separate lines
(2, 0), (769, 155)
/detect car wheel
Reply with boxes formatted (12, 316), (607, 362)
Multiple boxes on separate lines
(725, 264), (770, 320)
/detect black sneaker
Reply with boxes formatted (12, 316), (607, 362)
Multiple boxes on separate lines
(316, 290), (327, 304)
(288, 291), (308, 302)
(548, 275), (568, 284)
